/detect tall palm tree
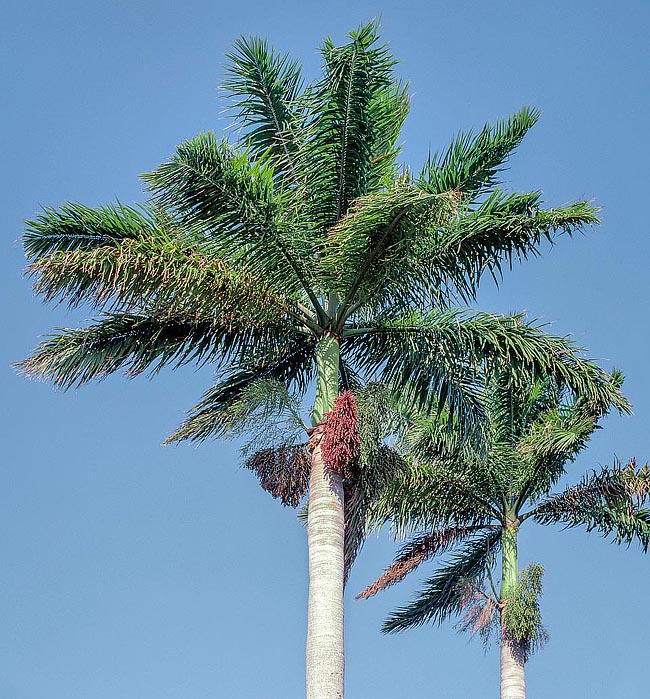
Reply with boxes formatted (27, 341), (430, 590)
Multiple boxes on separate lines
(19, 21), (624, 698)
(359, 373), (648, 699)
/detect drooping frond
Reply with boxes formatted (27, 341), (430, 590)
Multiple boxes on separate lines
(16, 313), (280, 389)
(357, 526), (489, 600)
(420, 107), (540, 198)
(223, 35), (304, 174)
(202, 378), (308, 448)
(344, 309), (624, 430)
(244, 443), (311, 507)
(369, 460), (497, 537)
(27, 236), (289, 323)
(168, 333), (317, 443)
(23, 202), (155, 260)
(456, 582), (500, 648)
(382, 529), (503, 632)
(344, 445), (407, 581)
(528, 460), (650, 551)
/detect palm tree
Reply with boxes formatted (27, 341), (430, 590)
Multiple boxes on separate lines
(19, 21), (624, 698)
(359, 373), (648, 699)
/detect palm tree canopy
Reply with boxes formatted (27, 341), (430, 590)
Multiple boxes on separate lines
(20, 20), (622, 446)
(360, 372), (648, 637)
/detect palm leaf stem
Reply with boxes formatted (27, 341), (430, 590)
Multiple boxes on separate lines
(336, 207), (411, 325)
(275, 234), (328, 325)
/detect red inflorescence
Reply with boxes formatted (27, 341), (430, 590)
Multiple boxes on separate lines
(321, 390), (360, 479)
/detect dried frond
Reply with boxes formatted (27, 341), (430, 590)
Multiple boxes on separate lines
(357, 526), (486, 599)
(457, 583), (500, 648)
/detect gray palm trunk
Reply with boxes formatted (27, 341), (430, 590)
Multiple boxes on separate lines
(306, 335), (345, 698)
(500, 524), (526, 699)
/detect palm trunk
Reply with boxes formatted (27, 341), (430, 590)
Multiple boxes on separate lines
(306, 334), (345, 699)
(500, 524), (526, 699)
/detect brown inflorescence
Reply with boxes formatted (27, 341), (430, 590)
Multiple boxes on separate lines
(245, 444), (311, 507)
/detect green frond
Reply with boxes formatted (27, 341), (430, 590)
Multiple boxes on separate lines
(419, 191), (600, 302)
(168, 333), (317, 443)
(23, 202), (156, 261)
(515, 402), (599, 500)
(27, 236), (287, 324)
(420, 106), (540, 197)
(369, 460), (496, 537)
(16, 314), (285, 390)
(143, 133), (315, 299)
(318, 183), (458, 302)
(344, 308), (623, 431)
(382, 529), (502, 632)
(209, 378), (308, 447)
(365, 81), (410, 188)
(223, 35), (304, 174)
(343, 309), (490, 428)
(529, 461), (650, 551)
(300, 19), (399, 229)
(401, 407), (476, 465)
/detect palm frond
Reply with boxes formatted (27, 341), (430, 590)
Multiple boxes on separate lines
(16, 313), (272, 389)
(168, 333), (317, 443)
(382, 529), (502, 632)
(420, 106), (540, 197)
(23, 202), (155, 260)
(515, 403), (599, 501)
(300, 19), (398, 229)
(369, 460), (497, 537)
(223, 35), (304, 175)
(419, 191), (600, 302)
(358, 525), (489, 600)
(143, 133), (316, 300)
(344, 309), (628, 423)
(318, 182), (458, 303)
(27, 236), (288, 325)
(529, 460), (650, 551)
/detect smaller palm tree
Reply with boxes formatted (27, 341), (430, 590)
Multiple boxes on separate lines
(359, 373), (649, 699)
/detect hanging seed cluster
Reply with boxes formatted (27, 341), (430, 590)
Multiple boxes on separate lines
(321, 390), (360, 479)
(244, 444), (310, 507)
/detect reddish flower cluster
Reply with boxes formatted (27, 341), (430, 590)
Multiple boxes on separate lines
(321, 390), (360, 478)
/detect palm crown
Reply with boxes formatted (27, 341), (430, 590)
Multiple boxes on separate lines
(19, 21), (627, 699)
(21, 22), (620, 423)
(359, 372), (648, 697)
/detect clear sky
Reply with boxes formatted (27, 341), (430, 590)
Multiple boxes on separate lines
(2, 1), (649, 697)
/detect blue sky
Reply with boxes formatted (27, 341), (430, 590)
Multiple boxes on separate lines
(2, 1), (649, 697)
